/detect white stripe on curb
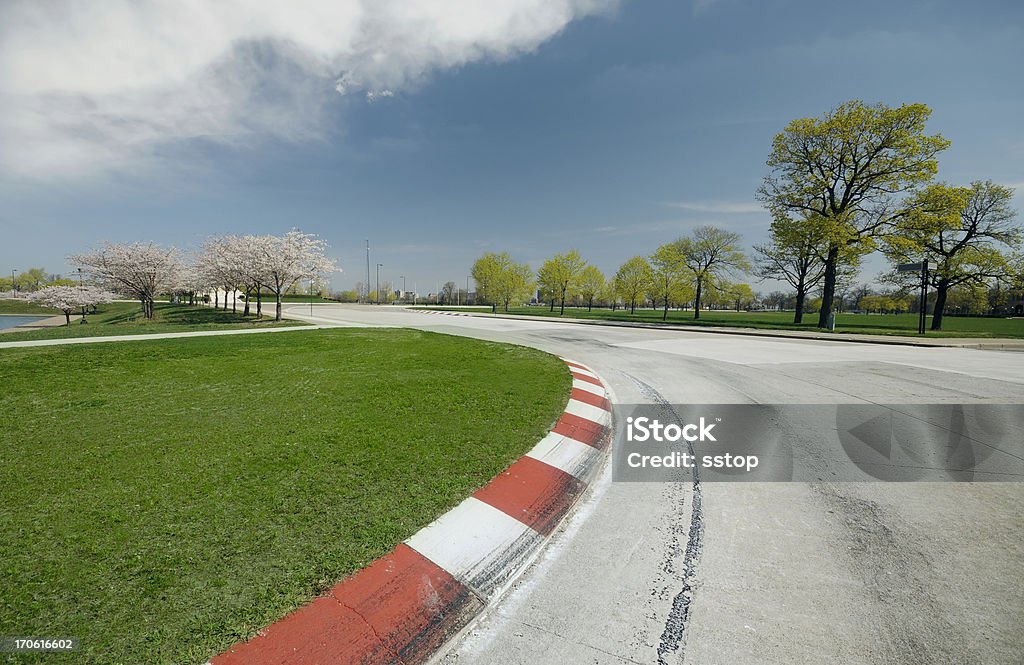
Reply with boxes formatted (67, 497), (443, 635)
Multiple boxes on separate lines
(566, 366), (599, 380)
(564, 398), (612, 426)
(572, 378), (606, 397)
(406, 497), (545, 597)
(525, 432), (601, 480)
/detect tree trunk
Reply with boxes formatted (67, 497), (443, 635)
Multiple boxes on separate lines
(214, 291), (219, 308)
(931, 281), (949, 331)
(549, 298), (554, 312)
(794, 275), (806, 324)
(64, 310), (71, 326)
(694, 279), (703, 320)
(630, 298), (636, 314)
(243, 288), (251, 316)
(663, 295), (669, 321)
(588, 297), (593, 312)
(232, 291), (236, 313)
(560, 288), (566, 315)
(816, 245), (839, 328)
(256, 291), (262, 317)
(275, 294), (282, 321)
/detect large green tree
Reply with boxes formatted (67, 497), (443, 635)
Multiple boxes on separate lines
(758, 100), (950, 328)
(886, 181), (1020, 330)
(677, 225), (749, 320)
(614, 256), (652, 314)
(472, 252), (533, 312)
(577, 265), (605, 311)
(537, 250), (587, 315)
(649, 240), (693, 320)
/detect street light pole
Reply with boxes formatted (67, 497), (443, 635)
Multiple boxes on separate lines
(400, 275), (406, 303)
(365, 240), (370, 304)
(11, 269), (16, 297)
(376, 263), (383, 305)
(78, 267), (87, 323)
(466, 276), (470, 305)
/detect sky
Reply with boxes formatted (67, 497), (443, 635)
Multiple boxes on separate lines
(1, 0), (1022, 295)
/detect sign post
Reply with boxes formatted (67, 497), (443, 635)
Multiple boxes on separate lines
(897, 261), (938, 334)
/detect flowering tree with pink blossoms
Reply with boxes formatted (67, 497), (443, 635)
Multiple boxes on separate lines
(70, 242), (182, 319)
(27, 285), (115, 326)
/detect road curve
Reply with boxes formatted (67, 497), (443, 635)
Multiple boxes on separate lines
(284, 304), (1024, 665)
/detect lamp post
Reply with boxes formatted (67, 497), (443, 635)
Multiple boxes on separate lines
(365, 239), (370, 304)
(400, 275), (406, 303)
(466, 276), (470, 305)
(376, 263), (383, 305)
(78, 267), (88, 323)
(11, 269), (16, 297)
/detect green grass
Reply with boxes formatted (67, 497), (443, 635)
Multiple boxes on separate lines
(414, 306), (1024, 338)
(0, 298), (62, 315)
(0, 301), (298, 342)
(0, 329), (570, 665)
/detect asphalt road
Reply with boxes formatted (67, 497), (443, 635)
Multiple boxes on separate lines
(286, 304), (1024, 665)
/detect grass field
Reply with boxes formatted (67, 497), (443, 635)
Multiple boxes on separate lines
(415, 306), (1024, 338)
(0, 329), (570, 664)
(0, 299), (64, 315)
(0, 300), (298, 342)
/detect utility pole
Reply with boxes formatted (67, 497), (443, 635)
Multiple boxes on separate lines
(365, 240), (370, 304)
(376, 263), (383, 305)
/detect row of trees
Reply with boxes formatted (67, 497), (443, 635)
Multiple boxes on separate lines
(58, 230), (338, 322)
(1, 268), (57, 294)
(471, 226), (754, 320)
(471, 101), (1021, 331)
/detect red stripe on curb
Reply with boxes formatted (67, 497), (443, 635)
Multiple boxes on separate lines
(570, 387), (611, 411)
(553, 412), (610, 450)
(563, 360), (589, 371)
(473, 456), (586, 536)
(570, 370), (603, 386)
(212, 544), (482, 665)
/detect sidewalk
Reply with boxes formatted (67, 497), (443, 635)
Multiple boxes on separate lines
(0, 324), (338, 349)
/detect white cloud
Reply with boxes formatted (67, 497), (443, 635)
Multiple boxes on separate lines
(662, 200), (765, 214)
(0, 0), (615, 180)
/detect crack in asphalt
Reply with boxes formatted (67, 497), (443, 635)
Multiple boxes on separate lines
(621, 372), (704, 665)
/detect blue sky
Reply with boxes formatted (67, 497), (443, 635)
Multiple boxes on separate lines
(1, 0), (1022, 294)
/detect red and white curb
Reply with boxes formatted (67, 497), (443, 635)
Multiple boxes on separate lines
(413, 309), (473, 317)
(210, 357), (611, 665)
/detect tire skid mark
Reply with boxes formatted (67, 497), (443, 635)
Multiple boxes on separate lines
(622, 371), (704, 665)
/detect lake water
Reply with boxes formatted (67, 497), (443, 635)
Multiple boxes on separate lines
(0, 315), (48, 330)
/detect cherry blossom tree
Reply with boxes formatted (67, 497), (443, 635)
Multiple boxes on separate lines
(198, 237), (246, 311)
(249, 230), (339, 320)
(70, 242), (182, 319)
(27, 285), (114, 326)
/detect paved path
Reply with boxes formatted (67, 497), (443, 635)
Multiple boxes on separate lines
(279, 304), (1024, 665)
(0, 323), (341, 349)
